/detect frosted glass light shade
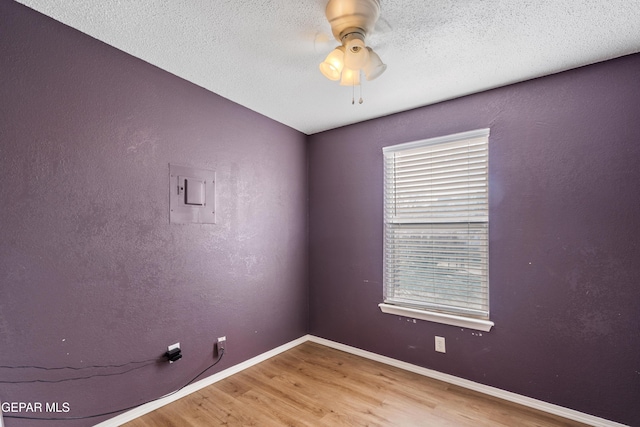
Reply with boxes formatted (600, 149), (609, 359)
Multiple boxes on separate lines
(344, 38), (369, 69)
(340, 68), (361, 86)
(363, 47), (386, 81)
(319, 47), (345, 81)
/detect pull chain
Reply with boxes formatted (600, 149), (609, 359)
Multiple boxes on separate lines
(350, 71), (363, 105)
(351, 80), (355, 105)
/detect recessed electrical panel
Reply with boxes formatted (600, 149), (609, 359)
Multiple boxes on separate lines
(169, 164), (216, 224)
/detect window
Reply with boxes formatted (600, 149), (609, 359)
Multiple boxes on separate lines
(379, 129), (493, 331)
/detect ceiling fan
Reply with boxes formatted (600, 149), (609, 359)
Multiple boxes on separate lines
(318, 0), (387, 102)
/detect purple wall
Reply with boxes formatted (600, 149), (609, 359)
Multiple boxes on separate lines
(308, 55), (640, 425)
(2, 1), (640, 426)
(0, 2), (307, 426)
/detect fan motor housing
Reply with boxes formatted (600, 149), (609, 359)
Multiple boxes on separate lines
(325, 0), (381, 41)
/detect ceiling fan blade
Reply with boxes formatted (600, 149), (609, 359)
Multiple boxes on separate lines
(374, 15), (393, 34)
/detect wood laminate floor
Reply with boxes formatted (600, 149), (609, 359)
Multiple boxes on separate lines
(123, 342), (590, 427)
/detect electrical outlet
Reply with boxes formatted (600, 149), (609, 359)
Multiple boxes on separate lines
(216, 336), (226, 354)
(165, 342), (182, 363)
(435, 336), (446, 353)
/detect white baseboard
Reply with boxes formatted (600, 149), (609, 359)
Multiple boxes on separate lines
(94, 336), (308, 427)
(307, 336), (627, 427)
(98, 334), (626, 427)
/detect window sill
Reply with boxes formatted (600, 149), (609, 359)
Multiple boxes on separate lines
(378, 303), (494, 332)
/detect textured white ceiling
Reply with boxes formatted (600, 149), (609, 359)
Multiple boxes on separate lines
(16, 0), (640, 134)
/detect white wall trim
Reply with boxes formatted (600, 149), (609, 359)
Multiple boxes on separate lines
(94, 335), (309, 427)
(383, 128), (490, 153)
(98, 334), (627, 427)
(307, 336), (627, 427)
(378, 303), (494, 332)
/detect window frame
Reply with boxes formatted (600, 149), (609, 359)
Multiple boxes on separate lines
(380, 129), (494, 332)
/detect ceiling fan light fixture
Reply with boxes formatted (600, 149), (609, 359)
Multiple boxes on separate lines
(340, 67), (361, 86)
(319, 46), (346, 81)
(344, 36), (370, 69)
(320, 0), (384, 101)
(363, 47), (386, 81)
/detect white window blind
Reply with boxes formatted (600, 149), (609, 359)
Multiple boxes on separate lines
(383, 129), (490, 319)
